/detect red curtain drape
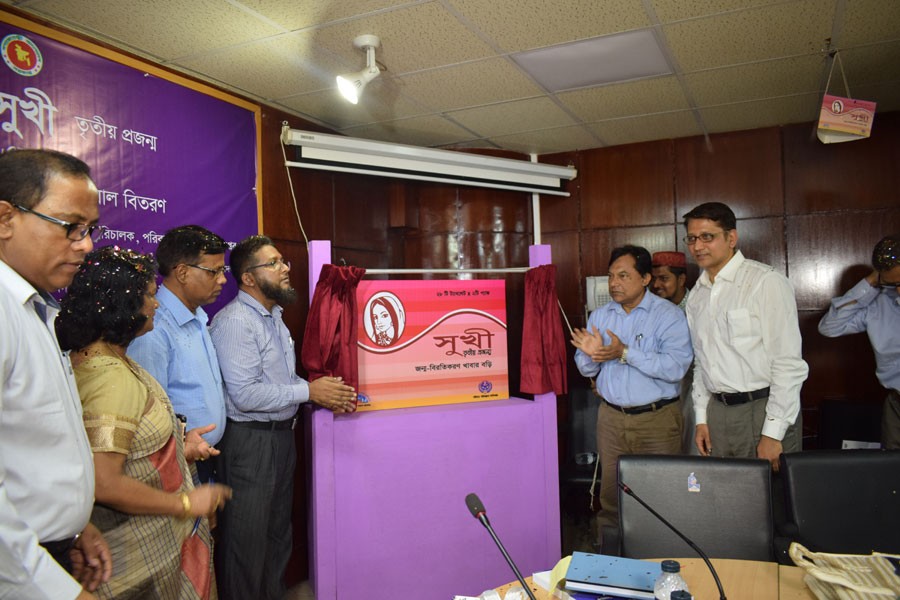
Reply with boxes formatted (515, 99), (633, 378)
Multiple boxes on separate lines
(520, 264), (567, 395)
(301, 264), (366, 391)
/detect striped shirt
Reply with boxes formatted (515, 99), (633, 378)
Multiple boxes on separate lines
(210, 290), (307, 422)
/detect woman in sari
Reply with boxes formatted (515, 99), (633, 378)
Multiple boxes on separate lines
(57, 246), (232, 599)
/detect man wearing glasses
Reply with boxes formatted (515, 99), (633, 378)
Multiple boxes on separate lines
(683, 202), (808, 470)
(818, 233), (900, 449)
(127, 225), (227, 482)
(0, 149), (112, 598)
(209, 235), (356, 600)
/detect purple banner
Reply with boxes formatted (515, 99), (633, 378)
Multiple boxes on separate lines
(0, 22), (257, 313)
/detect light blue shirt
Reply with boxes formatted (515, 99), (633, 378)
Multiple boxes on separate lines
(210, 290), (307, 422)
(575, 289), (693, 407)
(818, 278), (900, 392)
(127, 284), (226, 445)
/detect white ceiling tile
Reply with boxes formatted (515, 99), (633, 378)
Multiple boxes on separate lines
(837, 41), (900, 89)
(446, 0), (651, 52)
(587, 111), (702, 146)
(557, 76), (690, 122)
(175, 32), (342, 100)
(840, 0), (900, 47)
(279, 79), (430, 129)
(447, 97), (575, 138)
(488, 125), (601, 155)
(396, 58), (544, 112)
(651, 0), (783, 23)
(684, 55), (826, 107)
(5, 0), (897, 155)
(232, 0), (412, 31)
(312, 2), (495, 75)
(340, 115), (475, 147)
(24, 0), (282, 60)
(664, 0), (836, 71)
(700, 93), (822, 133)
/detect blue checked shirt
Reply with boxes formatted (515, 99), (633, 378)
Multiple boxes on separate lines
(575, 290), (693, 407)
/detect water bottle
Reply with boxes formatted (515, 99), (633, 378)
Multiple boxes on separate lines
(653, 560), (690, 600)
(671, 591), (692, 600)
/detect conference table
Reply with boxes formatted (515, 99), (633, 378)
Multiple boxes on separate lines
(496, 557), (816, 599)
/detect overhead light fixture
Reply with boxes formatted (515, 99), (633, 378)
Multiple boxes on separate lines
(336, 34), (381, 104)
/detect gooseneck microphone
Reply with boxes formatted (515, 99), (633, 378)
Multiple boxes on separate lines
(618, 482), (727, 600)
(465, 493), (537, 600)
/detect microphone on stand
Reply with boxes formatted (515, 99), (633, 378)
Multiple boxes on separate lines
(465, 493), (537, 600)
(618, 482), (727, 600)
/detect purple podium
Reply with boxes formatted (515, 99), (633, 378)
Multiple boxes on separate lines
(306, 241), (560, 599)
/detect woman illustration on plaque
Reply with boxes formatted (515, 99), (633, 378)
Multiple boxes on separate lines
(370, 296), (399, 346)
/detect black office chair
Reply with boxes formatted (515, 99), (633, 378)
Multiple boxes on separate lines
(780, 449), (900, 555)
(615, 454), (775, 561)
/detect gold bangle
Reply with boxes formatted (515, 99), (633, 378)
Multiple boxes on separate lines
(179, 492), (192, 519)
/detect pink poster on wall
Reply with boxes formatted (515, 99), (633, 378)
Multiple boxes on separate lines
(356, 280), (509, 411)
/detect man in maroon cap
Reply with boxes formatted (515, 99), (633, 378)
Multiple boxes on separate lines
(651, 251), (690, 310)
(652, 250), (695, 453)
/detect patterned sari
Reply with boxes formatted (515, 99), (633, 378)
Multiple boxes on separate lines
(73, 344), (216, 600)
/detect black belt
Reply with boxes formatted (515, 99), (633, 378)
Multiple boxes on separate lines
(603, 396), (679, 415)
(712, 387), (770, 406)
(227, 417), (296, 431)
(41, 534), (79, 570)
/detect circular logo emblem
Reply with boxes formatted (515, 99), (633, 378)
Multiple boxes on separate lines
(2, 35), (43, 77)
(478, 380), (493, 394)
(357, 393), (370, 405)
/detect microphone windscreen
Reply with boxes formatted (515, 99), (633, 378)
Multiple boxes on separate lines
(465, 492), (486, 518)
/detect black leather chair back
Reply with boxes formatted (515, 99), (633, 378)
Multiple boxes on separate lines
(780, 449), (900, 554)
(618, 454), (774, 561)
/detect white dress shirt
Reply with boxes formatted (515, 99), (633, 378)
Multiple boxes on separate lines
(686, 250), (808, 440)
(0, 259), (95, 599)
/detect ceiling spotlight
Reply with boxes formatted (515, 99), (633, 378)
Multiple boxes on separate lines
(336, 34), (381, 105)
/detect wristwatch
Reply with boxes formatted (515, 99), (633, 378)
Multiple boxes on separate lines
(619, 345), (629, 364)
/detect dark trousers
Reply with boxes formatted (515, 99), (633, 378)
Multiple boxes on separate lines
(215, 422), (296, 600)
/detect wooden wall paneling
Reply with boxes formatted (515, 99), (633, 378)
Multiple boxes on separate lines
(675, 127), (783, 220)
(458, 186), (531, 234)
(411, 183), (460, 232)
(457, 231), (530, 269)
(783, 112), (900, 214)
(580, 140), (675, 228)
(538, 151), (580, 234)
(543, 231), (582, 325)
(332, 173), (390, 251)
(403, 232), (456, 273)
(581, 225), (676, 280)
(539, 193), (580, 233)
(260, 107), (335, 242)
(786, 210), (900, 310)
(798, 311), (883, 421)
(729, 217), (787, 275)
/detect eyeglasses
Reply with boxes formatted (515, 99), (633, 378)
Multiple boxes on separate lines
(684, 231), (727, 245)
(12, 203), (106, 242)
(184, 263), (229, 277)
(877, 275), (900, 289)
(247, 258), (291, 272)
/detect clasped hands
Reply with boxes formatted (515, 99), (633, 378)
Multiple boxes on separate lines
(571, 327), (626, 362)
(309, 376), (357, 414)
